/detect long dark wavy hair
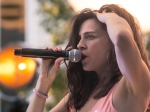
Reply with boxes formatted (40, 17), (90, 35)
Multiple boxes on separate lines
(65, 4), (150, 111)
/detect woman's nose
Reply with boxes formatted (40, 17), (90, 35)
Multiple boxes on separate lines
(77, 38), (86, 50)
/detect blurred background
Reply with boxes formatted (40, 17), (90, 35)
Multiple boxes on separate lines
(0, 0), (150, 112)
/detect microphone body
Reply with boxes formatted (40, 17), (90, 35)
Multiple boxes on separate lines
(14, 48), (82, 62)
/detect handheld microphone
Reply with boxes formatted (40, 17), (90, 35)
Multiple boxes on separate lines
(14, 48), (82, 62)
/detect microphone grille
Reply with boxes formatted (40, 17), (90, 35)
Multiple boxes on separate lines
(69, 49), (82, 62)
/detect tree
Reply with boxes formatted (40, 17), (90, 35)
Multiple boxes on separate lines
(37, 0), (74, 45)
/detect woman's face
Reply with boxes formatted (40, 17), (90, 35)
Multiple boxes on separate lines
(77, 19), (112, 74)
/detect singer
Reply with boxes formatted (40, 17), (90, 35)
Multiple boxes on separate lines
(27, 4), (150, 112)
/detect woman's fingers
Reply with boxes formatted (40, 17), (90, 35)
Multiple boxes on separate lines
(45, 46), (72, 52)
(95, 12), (117, 24)
(46, 57), (64, 79)
(51, 46), (62, 52)
(66, 46), (72, 51)
(41, 46), (64, 77)
(52, 58), (64, 72)
(95, 12), (105, 23)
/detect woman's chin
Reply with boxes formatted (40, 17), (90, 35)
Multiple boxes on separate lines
(83, 67), (93, 71)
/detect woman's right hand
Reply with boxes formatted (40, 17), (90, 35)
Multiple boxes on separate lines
(35, 47), (65, 95)
(35, 46), (72, 95)
(26, 46), (67, 112)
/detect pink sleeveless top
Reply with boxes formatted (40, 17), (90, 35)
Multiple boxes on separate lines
(70, 83), (150, 112)
(70, 83), (118, 112)
(90, 83), (118, 112)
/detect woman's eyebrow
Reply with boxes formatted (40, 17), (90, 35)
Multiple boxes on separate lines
(84, 31), (96, 35)
(79, 31), (96, 36)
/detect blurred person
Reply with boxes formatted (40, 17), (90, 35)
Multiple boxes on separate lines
(26, 4), (150, 112)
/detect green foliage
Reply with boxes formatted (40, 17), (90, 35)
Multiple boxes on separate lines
(51, 68), (67, 101)
(45, 68), (67, 111)
(37, 0), (75, 45)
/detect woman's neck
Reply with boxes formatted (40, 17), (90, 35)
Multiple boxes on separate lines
(96, 65), (111, 82)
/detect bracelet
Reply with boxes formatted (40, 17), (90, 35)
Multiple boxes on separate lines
(33, 88), (48, 99)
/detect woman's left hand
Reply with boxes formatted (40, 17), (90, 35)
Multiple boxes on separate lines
(95, 12), (133, 45)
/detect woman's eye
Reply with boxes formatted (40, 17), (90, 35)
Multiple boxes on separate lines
(87, 35), (95, 39)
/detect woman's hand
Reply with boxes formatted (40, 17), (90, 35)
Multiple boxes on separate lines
(95, 12), (133, 45)
(35, 46), (72, 95)
(26, 46), (72, 112)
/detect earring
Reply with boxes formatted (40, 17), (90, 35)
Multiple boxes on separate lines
(107, 52), (110, 64)
(107, 52), (109, 59)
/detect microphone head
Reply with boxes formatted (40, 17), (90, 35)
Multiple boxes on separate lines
(69, 49), (82, 62)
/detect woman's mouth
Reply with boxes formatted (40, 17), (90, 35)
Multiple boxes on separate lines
(81, 54), (87, 61)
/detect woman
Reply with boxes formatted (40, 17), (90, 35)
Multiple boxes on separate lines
(27, 4), (150, 112)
